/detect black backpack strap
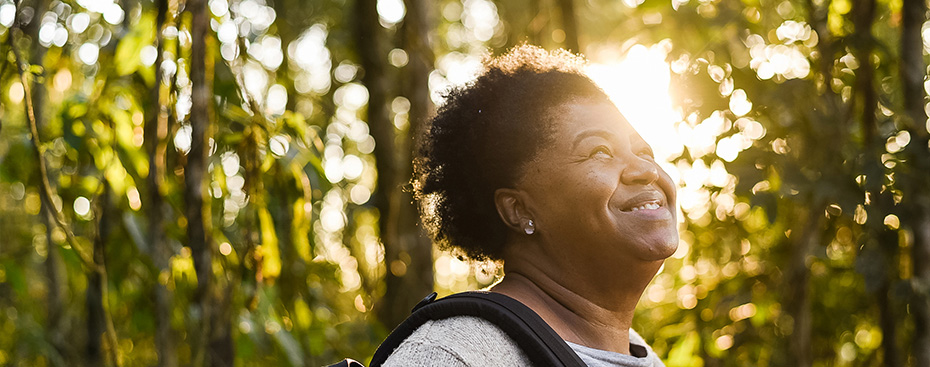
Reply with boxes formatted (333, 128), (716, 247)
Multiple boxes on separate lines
(369, 291), (586, 367)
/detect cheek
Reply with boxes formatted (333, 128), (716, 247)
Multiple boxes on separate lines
(539, 174), (616, 224)
(578, 174), (620, 205)
(658, 170), (677, 205)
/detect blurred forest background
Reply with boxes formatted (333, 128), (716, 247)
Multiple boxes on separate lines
(0, 0), (929, 365)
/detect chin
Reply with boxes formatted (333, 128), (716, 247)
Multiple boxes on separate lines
(639, 233), (680, 261)
(655, 240), (679, 259)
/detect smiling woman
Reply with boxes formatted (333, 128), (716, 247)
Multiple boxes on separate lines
(378, 45), (674, 366)
(505, 101), (679, 265)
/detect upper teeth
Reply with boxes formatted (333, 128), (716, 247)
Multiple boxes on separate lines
(630, 202), (660, 211)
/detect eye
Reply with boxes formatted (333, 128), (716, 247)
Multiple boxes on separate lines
(590, 146), (613, 159)
(637, 147), (655, 159)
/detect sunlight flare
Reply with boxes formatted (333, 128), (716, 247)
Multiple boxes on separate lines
(587, 43), (683, 164)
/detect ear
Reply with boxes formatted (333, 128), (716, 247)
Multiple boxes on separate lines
(494, 188), (533, 233)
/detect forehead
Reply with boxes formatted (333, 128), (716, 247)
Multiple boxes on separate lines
(547, 100), (640, 141)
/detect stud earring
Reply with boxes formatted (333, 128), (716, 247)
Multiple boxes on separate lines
(524, 219), (535, 235)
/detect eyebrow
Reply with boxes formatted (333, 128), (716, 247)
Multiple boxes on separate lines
(571, 129), (616, 150)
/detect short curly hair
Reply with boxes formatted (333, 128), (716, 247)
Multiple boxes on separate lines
(412, 45), (611, 261)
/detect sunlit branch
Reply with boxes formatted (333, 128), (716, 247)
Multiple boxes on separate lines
(7, 20), (96, 271)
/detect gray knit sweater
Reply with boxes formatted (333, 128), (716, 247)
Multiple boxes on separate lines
(382, 316), (665, 367)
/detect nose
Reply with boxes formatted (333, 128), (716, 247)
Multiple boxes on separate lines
(620, 156), (659, 186)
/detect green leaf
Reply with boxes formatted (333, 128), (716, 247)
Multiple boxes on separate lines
(667, 331), (703, 367)
(28, 64), (44, 76)
(260, 207), (282, 280)
(114, 12), (156, 77)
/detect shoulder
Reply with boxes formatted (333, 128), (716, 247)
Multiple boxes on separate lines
(382, 316), (532, 367)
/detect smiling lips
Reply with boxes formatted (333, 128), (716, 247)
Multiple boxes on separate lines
(617, 192), (668, 213)
(628, 201), (661, 212)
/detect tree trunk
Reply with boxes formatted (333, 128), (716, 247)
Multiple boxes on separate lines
(42, 210), (69, 364)
(355, 0), (399, 326)
(207, 287), (234, 367)
(914, 199), (930, 367)
(387, 0), (436, 324)
(852, 0), (877, 143)
(901, 0), (927, 138)
(868, 177), (902, 367)
(555, 0), (579, 52)
(355, 0), (437, 328)
(877, 280), (900, 367)
(902, 0), (930, 365)
(86, 264), (106, 367)
(852, 2), (906, 366)
(785, 204), (823, 367)
(40, 179), (72, 366)
(186, 0), (220, 363)
(86, 184), (119, 367)
(146, 0), (177, 365)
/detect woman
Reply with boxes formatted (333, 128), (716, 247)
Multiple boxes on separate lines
(387, 45), (677, 367)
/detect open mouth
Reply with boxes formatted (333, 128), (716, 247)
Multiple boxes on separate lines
(625, 200), (661, 212)
(617, 192), (666, 212)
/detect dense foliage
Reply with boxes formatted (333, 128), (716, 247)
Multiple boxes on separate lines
(0, 0), (927, 366)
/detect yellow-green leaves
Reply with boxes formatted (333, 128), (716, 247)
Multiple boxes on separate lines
(114, 12), (156, 83)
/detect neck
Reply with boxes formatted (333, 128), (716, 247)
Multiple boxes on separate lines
(491, 243), (662, 354)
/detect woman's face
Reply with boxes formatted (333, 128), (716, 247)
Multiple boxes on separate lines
(516, 100), (679, 268)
